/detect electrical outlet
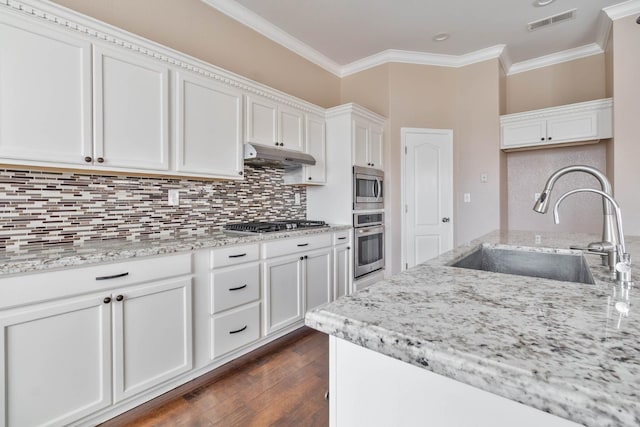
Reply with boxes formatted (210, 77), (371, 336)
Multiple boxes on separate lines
(534, 192), (541, 201)
(480, 173), (488, 183)
(294, 193), (301, 205)
(535, 235), (542, 244)
(464, 193), (471, 203)
(168, 189), (180, 206)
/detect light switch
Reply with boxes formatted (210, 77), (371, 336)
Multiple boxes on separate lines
(464, 193), (471, 203)
(294, 193), (301, 205)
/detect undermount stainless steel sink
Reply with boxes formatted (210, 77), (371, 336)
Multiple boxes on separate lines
(449, 245), (595, 285)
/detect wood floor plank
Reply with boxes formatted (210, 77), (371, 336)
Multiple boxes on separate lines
(108, 329), (329, 427)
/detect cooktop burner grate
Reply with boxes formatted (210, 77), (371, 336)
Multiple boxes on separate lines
(224, 220), (328, 234)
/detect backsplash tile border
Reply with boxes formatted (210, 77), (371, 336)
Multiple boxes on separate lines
(0, 166), (306, 251)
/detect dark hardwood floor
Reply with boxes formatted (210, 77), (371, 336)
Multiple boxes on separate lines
(106, 329), (329, 427)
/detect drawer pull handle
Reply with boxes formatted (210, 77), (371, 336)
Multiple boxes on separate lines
(228, 253), (247, 258)
(338, 237), (346, 240)
(297, 243), (309, 247)
(229, 284), (247, 291)
(116, 295), (124, 302)
(229, 325), (247, 335)
(96, 272), (129, 281)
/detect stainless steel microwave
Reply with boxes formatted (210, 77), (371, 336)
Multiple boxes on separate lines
(353, 166), (384, 210)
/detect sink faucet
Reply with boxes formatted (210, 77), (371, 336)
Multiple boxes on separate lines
(554, 188), (632, 285)
(533, 165), (618, 269)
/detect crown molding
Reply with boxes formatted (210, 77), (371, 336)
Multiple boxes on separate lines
(200, 0), (342, 76)
(325, 103), (386, 123)
(501, 98), (612, 122)
(340, 45), (506, 77)
(507, 43), (603, 75)
(603, 0), (640, 20)
(595, 10), (613, 50)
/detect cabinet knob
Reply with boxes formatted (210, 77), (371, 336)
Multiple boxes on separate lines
(308, 176), (312, 180)
(304, 255), (308, 259)
(347, 246), (351, 250)
(84, 156), (92, 163)
(540, 137), (545, 141)
(371, 163), (375, 167)
(275, 142), (279, 146)
(280, 142), (284, 147)
(103, 297), (112, 304)
(548, 137), (552, 141)
(239, 171), (243, 176)
(115, 294), (124, 302)
(442, 217), (450, 223)
(300, 256), (304, 260)
(97, 157), (104, 163)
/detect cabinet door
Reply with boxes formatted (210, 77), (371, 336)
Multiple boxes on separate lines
(93, 46), (169, 171)
(112, 278), (192, 402)
(334, 244), (352, 300)
(501, 119), (546, 148)
(0, 16), (92, 166)
(279, 104), (305, 152)
(0, 295), (111, 427)
(369, 126), (384, 169)
(175, 72), (243, 178)
(547, 111), (598, 144)
(353, 118), (370, 167)
(305, 114), (327, 184)
(305, 248), (333, 311)
(245, 95), (278, 147)
(263, 255), (304, 335)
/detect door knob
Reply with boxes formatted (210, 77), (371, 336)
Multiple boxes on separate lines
(442, 217), (450, 223)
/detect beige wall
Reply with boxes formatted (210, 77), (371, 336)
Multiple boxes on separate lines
(454, 60), (502, 244)
(605, 31), (615, 189)
(612, 15), (640, 235)
(340, 65), (390, 117)
(51, 0), (341, 108)
(504, 55), (608, 233)
(505, 54), (606, 114)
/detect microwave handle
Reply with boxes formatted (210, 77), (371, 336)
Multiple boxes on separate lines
(375, 178), (382, 200)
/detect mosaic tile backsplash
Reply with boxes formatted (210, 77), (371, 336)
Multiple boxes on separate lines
(0, 166), (306, 251)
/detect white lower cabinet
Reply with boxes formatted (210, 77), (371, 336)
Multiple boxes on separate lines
(263, 254), (305, 335)
(0, 294), (112, 427)
(112, 279), (192, 402)
(334, 243), (352, 299)
(305, 248), (333, 311)
(211, 302), (261, 359)
(0, 253), (192, 427)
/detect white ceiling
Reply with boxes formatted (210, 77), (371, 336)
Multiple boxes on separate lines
(202, 0), (640, 76)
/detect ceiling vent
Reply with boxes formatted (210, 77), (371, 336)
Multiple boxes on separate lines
(528, 9), (577, 31)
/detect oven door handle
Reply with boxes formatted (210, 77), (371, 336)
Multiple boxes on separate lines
(356, 226), (384, 236)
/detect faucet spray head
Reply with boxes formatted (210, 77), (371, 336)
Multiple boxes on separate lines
(533, 190), (550, 214)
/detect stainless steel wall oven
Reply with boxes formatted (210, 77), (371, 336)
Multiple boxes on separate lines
(353, 212), (385, 278)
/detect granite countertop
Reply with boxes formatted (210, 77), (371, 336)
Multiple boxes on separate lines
(0, 224), (351, 276)
(306, 230), (640, 427)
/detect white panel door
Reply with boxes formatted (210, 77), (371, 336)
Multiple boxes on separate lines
(278, 104), (305, 151)
(304, 248), (333, 311)
(305, 113), (327, 183)
(175, 72), (243, 178)
(403, 128), (453, 269)
(352, 118), (370, 167)
(369, 126), (384, 169)
(0, 294), (111, 427)
(245, 95), (278, 147)
(0, 16), (92, 166)
(263, 255), (303, 335)
(334, 244), (352, 299)
(112, 278), (192, 402)
(93, 46), (169, 171)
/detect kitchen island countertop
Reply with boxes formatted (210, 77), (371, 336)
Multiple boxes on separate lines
(0, 224), (351, 276)
(306, 230), (640, 427)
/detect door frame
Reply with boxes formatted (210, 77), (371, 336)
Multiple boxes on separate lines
(400, 127), (454, 271)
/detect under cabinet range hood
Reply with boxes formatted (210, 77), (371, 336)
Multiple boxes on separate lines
(244, 143), (316, 169)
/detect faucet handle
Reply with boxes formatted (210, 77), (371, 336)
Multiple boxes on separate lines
(616, 252), (632, 284)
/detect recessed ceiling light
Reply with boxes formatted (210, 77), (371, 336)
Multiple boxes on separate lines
(533, 0), (556, 6)
(432, 33), (450, 42)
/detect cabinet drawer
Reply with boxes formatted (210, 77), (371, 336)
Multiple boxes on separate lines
(262, 233), (332, 259)
(0, 253), (192, 310)
(211, 244), (259, 268)
(333, 230), (351, 245)
(211, 302), (260, 359)
(211, 263), (260, 314)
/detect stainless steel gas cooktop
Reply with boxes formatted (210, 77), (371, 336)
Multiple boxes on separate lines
(223, 220), (328, 234)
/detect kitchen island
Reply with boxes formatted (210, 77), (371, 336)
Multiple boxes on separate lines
(305, 230), (640, 427)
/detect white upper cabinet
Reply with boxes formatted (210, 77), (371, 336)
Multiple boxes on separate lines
(93, 46), (169, 171)
(305, 113), (327, 183)
(175, 72), (243, 179)
(353, 117), (383, 169)
(500, 99), (612, 151)
(0, 15), (92, 166)
(246, 95), (305, 152)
